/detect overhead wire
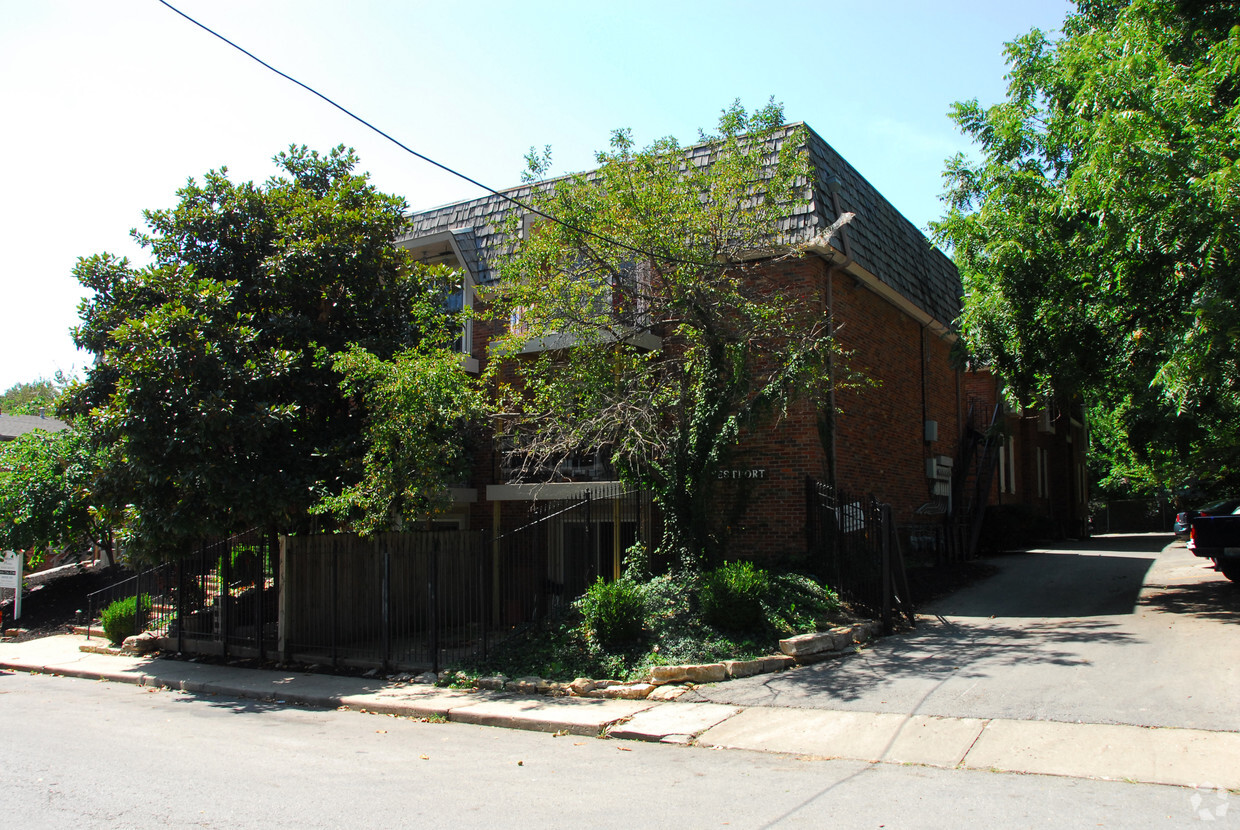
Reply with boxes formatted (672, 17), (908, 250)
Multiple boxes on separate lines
(155, 0), (708, 267)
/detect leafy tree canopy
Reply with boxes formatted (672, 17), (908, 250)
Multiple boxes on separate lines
(0, 420), (112, 564)
(0, 377), (67, 416)
(933, 0), (1240, 493)
(311, 342), (485, 536)
(66, 146), (471, 557)
(489, 100), (848, 567)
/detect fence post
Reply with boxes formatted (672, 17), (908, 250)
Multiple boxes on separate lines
(221, 541), (232, 658)
(330, 541), (339, 667)
(133, 565), (141, 642)
(430, 536), (440, 675)
(479, 532), (489, 661)
(881, 504), (893, 637)
(176, 558), (185, 655)
(278, 536), (290, 662)
(381, 540), (391, 672)
(585, 489), (594, 583)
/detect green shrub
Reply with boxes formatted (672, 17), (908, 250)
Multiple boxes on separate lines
(100, 594), (152, 646)
(767, 572), (841, 635)
(578, 577), (646, 648)
(699, 560), (770, 631)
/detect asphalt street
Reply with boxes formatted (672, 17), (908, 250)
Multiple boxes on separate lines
(3, 671), (1216, 829)
(683, 534), (1240, 731)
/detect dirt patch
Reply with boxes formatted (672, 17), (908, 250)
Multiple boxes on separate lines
(1, 563), (128, 641)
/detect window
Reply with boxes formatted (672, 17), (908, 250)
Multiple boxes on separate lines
(999, 435), (1016, 495)
(1036, 448), (1050, 499)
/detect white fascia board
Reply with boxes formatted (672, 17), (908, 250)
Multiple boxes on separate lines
(486, 482), (624, 501)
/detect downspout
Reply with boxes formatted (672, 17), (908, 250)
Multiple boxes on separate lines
(823, 176), (853, 492)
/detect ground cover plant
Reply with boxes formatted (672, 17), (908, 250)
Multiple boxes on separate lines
(461, 560), (843, 683)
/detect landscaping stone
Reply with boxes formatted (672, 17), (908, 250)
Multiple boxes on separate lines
(714, 655), (797, 679)
(590, 683), (654, 700)
(568, 677), (598, 696)
(505, 676), (551, 695)
(648, 663), (727, 685)
(412, 671), (437, 684)
(779, 624), (873, 659)
(120, 631), (160, 655)
(778, 630), (840, 657)
(647, 685), (689, 701)
(476, 675), (508, 691)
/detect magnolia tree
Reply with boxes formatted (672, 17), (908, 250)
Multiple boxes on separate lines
(67, 146), (476, 556)
(933, 0), (1240, 493)
(488, 101), (849, 568)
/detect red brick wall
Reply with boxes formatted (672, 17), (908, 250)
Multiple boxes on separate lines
(721, 258), (963, 560)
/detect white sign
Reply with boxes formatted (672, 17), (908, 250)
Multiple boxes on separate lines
(0, 551), (20, 589)
(0, 551), (21, 621)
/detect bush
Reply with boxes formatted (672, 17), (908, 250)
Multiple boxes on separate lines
(100, 594), (152, 646)
(766, 572), (841, 635)
(578, 577), (645, 649)
(698, 560), (770, 631)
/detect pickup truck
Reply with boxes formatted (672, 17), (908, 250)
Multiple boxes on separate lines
(1188, 514), (1240, 582)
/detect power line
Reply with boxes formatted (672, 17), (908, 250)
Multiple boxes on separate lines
(155, 0), (705, 267)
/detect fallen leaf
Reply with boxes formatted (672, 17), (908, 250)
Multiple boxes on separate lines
(419, 754), (429, 760)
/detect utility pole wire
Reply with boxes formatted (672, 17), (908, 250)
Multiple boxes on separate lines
(155, 0), (708, 267)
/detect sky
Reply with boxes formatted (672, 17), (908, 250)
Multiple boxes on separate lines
(0, 0), (1074, 391)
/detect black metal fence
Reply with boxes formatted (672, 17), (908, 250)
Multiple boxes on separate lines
(86, 528), (279, 659)
(278, 486), (648, 673)
(806, 478), (913, 633)
(494, 485), (646, 627)
(281, 530), (489, 673)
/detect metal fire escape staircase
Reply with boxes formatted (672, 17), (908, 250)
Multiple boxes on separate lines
(952, 399), (1003, 560)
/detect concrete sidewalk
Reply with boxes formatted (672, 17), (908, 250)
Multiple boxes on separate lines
(2, 633), (1238, 790)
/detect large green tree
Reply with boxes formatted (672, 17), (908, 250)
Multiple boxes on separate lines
(933, 0), (1240, 493)
(489, 101), (848, 567)
(67, 146), (472, 557)
(0, 421), (113, 565)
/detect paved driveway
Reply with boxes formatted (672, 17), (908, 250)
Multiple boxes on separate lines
(684, 534), (1240, 731)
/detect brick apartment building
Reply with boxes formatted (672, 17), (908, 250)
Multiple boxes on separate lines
(394, 122), (1080, 564)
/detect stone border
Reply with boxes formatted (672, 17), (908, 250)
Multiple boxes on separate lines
(453, 621), (881, 702)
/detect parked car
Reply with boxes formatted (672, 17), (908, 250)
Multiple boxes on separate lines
(1187, 514), (1240, 582)
(1173, 498), (1240, 537)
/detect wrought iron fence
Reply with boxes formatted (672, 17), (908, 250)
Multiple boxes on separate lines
(279, 485), (649, 673)
(86, 528), (279, 659)
(494, 484), (645, 627)
(83, 488), (650, 671)
(281, 530), (489, 673)
(806, 478), (913, 633)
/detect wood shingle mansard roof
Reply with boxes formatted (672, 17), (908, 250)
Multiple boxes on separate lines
(397, 122), (961, 334)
